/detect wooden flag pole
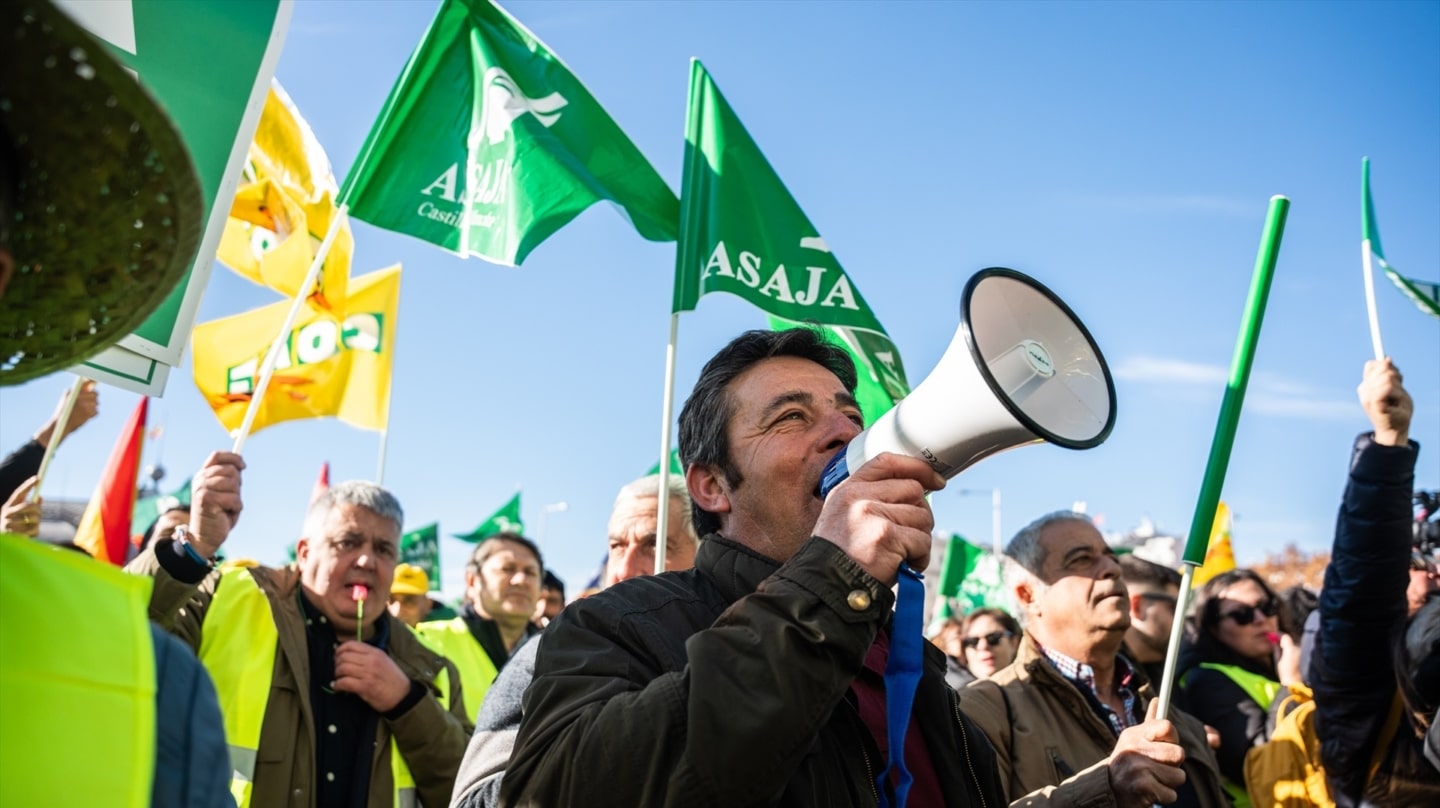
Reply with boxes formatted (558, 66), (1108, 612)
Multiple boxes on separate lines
(231, 205), (349, 454)
(1155, 195), (1289, 721)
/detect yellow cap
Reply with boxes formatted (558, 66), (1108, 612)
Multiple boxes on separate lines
(391, 563), (430, 596)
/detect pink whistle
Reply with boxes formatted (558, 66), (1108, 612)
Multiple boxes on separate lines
(352, 584), (368, 601)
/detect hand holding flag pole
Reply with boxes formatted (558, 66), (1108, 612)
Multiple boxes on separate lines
(29, 375), (88, 503)
(229, 205), (350, 454)
(1155, 195), (1289, 721)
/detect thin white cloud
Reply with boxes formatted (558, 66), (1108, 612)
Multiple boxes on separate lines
(1114, 355), (1356, 420)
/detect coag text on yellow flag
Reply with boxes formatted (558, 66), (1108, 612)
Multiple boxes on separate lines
(191, 266), (400, 436)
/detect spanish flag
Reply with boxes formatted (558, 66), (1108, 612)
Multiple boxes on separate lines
(191, 266), (400, 437)
(73, 398), (148, 565)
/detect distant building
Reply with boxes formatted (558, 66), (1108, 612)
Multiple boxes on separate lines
(37, 497), (87, 547)
(1109, 516), (1182, 568)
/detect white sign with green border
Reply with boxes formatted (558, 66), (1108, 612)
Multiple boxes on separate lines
(58, 0), (294, 394)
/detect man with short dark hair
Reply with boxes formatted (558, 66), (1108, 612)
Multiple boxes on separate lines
(417, 532), (542, 721)
(533, 570), (565, 627)
(961, 512), (1227, 807)
(1119, 553), (1182, 685)
(502, 328), (1006, 807)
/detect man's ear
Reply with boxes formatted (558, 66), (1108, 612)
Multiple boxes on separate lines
(686, 463), (731, 516)
(1014, 581), (1035, 611)
(294, 537), (310, 564)
(1130, 593), (1145, 620)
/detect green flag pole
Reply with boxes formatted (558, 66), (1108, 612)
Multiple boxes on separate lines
(1155, 195), (1290, 721)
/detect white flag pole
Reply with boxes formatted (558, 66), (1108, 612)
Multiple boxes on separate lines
(1362, 239), (1386, 360)
(29, 375), (87, 503)
(653, 313), (681, 575)
(231, 205), (349, 454)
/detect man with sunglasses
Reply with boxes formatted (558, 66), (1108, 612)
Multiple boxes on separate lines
(1119, 554), (1182, 686)
(1310, 359), (1440, 806)
(960, 512), (1228, 807)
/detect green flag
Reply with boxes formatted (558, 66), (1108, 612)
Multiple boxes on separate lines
(1363, 158), (1440, 320)
(340, 0), (679, 265)
(938, 533), (1011, 614)
(455, 491), (524, 541)
(132, 478), (193, 537)
(674, 60), (909, 404)
(646, 449), (683, 477)
(400, 523), (441, 584)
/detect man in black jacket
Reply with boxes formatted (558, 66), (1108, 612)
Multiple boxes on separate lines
(1311, 358), (1440, 806)
(502, 328), (1006, 807)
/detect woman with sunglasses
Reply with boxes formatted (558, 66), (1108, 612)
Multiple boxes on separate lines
(1176, 568), (1282, 807)
(958, 608), (1022, 680)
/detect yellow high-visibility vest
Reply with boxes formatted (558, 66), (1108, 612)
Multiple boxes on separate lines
(200, 567), (428, 807)
(415, 616), (497, 722)
(0, 533), (156, 807)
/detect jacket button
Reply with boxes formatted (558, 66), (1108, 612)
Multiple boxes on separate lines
(846, 590), (872, 611)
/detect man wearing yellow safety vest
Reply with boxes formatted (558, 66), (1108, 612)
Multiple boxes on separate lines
(416, 533), (543, 722)
(129, 453), (472, 808)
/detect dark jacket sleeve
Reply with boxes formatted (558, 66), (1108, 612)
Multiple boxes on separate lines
(451, 634), (539, 808)
(1179, 667), (1267, 785)
(500, 537), (890, 808)
(148, 624), (232, 808)
(1313, 433), (1418, 807)
(0, 439), (44, 503)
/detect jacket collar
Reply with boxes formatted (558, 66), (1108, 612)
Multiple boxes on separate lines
(696, 534), (783, 604)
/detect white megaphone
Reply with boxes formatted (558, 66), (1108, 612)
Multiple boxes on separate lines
(819, 267), (1116, 496)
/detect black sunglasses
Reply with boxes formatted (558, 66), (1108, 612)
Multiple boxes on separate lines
(1218, 599), (1278, 626)
(962, 630), (1015, 650)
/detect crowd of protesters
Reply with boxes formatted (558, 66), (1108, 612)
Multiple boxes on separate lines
(3, 2), (1439, 806)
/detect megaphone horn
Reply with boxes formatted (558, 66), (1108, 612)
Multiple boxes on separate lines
(820, 267), (1116, 497)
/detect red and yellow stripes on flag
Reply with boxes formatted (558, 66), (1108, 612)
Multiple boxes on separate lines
(1192, 500), (1238, 588)
(73, 398), (149, 565)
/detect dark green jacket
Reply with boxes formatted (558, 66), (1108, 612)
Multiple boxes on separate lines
(502, 535), (1006, 807)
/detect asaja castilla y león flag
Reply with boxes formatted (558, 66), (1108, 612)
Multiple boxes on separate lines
(191, 265), (401, 436)
(338, 0), (678, 265)
(217, 81), (352, 311)
(676, 61), (909, 408)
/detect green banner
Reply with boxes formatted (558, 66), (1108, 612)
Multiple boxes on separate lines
(675, 60), (908, 404)
(63, 0), (293, 390)
(454, 491), (524, 542)
(340, 0), (678, 265)
(400, 523), (441, 584)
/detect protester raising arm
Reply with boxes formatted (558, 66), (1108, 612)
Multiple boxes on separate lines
(0, 380), (98, 502)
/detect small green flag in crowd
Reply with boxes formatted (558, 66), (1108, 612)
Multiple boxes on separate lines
(1364, 158), (1440, 320)
(674, 60), (909, 405)
(400, 523), (441, 583)
(340, 0), (679, 265)
(455, 491), (524, 541)
(647, 449), (683, 477)
(936, 533), (1011, 615)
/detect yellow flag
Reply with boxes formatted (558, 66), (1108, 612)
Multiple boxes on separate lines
(191, 266), (401, 436)
(1192, 501), (1238, 587)
(216, 81), (350, 311)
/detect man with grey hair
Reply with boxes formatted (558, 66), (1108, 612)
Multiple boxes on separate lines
(129, 452), (471, 808)
(961, 511), (1227, 807)
(449, 472), (700, 808)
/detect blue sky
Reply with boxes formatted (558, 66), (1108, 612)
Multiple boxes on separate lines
(3, 0), (1437, 597)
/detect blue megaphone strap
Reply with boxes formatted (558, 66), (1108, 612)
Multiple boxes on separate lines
(877, 563), (925, 808)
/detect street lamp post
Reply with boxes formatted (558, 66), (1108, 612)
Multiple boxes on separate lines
(956, 488), (1003, 556)
(539, 501), (568, 546)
